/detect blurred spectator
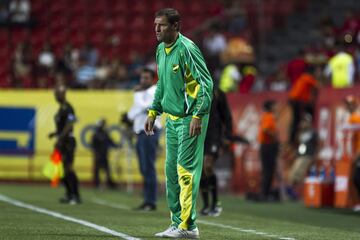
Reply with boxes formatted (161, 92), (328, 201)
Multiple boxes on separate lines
(341, 11), (359, 37)
(57, 43), (78, 76)
(258, 100), (279, 201)
(94, 58), (112, 88)
(238, 65), (256, 93)
(0, 1), (9, 24)
(203, 23), (227, 71)
(9, 0), (30, 25)
(219, 63), (241, 93)
(91, 118), (117, 189)
(324, 43), (355, 88)
(80, 42), (98, 67)
(127, 51), (144, 88)
(203, 23), (227, 57)
(287, 114), (318, 200)
(226, 1), (247, 34)
(305, 45), (328, 66)
(108, 58), (128, 89)
(288, 66), (319, 145)
(38, 42), (55, 70)
(11, 41), (33, 88)
(287, 49), (307, 86)
(269, 69), (288, 92)
(74, 57), (96, 88)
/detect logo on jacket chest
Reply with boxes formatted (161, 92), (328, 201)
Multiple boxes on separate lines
(172, 64), (179, 73)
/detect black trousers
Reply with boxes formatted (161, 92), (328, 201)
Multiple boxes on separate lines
(289, 100), (314, 145)
(59, 137), (80, 199)
(260, 143), (279, 198)
(93, 155), (114, 187)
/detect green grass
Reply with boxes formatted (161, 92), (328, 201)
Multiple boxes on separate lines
(0, 184), (360, 240)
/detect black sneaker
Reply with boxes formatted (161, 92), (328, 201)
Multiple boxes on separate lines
(134, 203), (156, 211)
(209, 202), (222, 217)
(200, 207), (210, 216)
(59, 196), (72, 204)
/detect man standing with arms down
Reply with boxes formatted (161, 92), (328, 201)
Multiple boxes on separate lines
(49, 85), (81, 204)
(145, 8), (213, 239)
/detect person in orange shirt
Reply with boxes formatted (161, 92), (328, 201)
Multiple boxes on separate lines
(288, 66), (318, 146)
(258, 100), (279, 201)
(344, 95), (360, 211)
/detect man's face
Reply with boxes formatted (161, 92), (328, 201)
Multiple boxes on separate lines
(54, 88), (65, 103)
(140, 72), (153, 87)
(154, 16), (176, 43)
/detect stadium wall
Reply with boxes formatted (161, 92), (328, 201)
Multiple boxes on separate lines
(228, 86), (360, 194)
(0, 90), (166, 184)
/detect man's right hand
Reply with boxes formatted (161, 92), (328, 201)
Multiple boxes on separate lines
(48, 132), (57, 139)
(144, 117), (155, 135)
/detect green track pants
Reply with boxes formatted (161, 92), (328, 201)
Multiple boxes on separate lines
(165, 114), (209, 230)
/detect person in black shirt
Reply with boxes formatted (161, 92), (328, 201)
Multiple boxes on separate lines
(49, 85), (81, 204)
(200, 87), (233, 216)
(91, 118), (117, 189)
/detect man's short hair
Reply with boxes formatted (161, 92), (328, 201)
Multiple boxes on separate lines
(263, 100), (275, 112)
(155, 8), (181, 31)
(142, 68), (156, 79)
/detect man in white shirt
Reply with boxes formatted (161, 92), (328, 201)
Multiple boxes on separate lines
(128, 68), (161, 211)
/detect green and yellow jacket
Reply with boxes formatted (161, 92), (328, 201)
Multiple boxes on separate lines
(149, 33), (213, 119)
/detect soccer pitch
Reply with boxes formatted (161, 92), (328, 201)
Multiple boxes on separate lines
(0, 184), (359, 240)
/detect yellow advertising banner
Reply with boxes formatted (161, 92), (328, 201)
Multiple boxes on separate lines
(0, 90), (165, 184)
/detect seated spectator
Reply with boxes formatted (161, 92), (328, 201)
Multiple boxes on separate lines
(226, 1), (247, 35)
(9, 0), (30, 25)
(38, 42), (55, 70)
(12, 42), (33, 88)
(74, 58), (96, 89)
(269, 70), (288, 92)
(94, 58), (112, 88)
(0, 1), (9, 24)
(238, 65), (256, 93)
(80, 42), (98, 67)
(203, 23), (227, 71)
(107, 58), (128, 89)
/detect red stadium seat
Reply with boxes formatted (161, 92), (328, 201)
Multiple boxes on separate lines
(89, 15), (111, 31)
(111, 0), (129, 15)
(88, 31), (107, 48)
(0, 30), (9, 46)
(70, 31), (87, 48)
(71, 0), (88, 16)
(11, 29), (31, 47)
(89, 0), (108, 16)
(131, 1), (148, 15)
(49, 1), (68, 15)
(69, 15), (88, 31)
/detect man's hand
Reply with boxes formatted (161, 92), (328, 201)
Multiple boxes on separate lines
(189, 117), (202, 137)
(48, 132), (57, 139)
(144, 116), (155, 135)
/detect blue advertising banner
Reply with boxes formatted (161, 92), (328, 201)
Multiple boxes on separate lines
(0, 107), (36, 156)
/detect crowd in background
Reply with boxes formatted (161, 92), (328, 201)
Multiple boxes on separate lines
(0, 0), (358, 93)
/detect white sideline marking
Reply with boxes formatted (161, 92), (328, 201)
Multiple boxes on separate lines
(198, 220), (296, 240)
(91, 198), (296, 240)
(92, 198), (130, 210)
(0, 194), (141, 240)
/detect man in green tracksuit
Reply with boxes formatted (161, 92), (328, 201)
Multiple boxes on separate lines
(144, 8), (213, 239)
